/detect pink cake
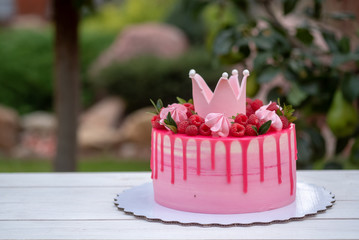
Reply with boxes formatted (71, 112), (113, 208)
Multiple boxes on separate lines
(150, 69), (297, 214)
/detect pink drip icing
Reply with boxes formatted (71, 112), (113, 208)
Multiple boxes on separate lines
(274, 134), (282, 184)
(154, 132), (158, 179)
(150, 131), (154, 179)
(182, 138), (188, 180)
(196, 140), (201, 176)
(258, 137), (264, 182)
(160, 134), (164, 171)
(240, 140), (250, 193)
(210, 140), (216, 170)
(288, 131), (294, 195)
(223, 141), (231, 183)
(170, 135), (175, 184)
(293, 126), (298, 160)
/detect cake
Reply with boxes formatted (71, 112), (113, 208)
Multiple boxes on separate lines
(150, 69), (297, 214)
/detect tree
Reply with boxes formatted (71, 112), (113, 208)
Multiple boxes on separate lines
(53, 0), (80, 171)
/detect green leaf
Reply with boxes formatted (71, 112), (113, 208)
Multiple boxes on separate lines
(150, 99), (160, 114)
(321, 31), (338, 52)
(259, 120), (272, 135)
(165, 125), (177, 134)
(283, 0), (299, 15)
(342, 75), (359, 101)
(176, 97), (187, 104)
(188, 99), (193, 104)
(295, 28), (314, 45)
(287, 83), (307, 106)
(251, 126), (259, 135)
(338, 37), (350, 54)
(213, 29), (235, 55)
(156, 99), (163, 110)
(164, 112), (177, 133)
(257, 67), (280, 83)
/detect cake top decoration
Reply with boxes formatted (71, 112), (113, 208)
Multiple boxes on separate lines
(150, 68), (296, 138)
(189, 69), (249, 118)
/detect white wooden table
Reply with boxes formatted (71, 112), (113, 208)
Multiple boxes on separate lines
(0, 171), (358, 240)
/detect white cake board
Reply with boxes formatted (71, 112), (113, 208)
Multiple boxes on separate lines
(114, 182), (335, 226)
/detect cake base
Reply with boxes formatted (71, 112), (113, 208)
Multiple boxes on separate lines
(114, 182), (335, 226)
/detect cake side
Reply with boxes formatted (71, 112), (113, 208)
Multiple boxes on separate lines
(151, 124), (297, 214)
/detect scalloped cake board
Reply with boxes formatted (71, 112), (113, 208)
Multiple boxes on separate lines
(114, 182), (335, 226)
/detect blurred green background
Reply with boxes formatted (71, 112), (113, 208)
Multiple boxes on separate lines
(0, 0), (358, 172)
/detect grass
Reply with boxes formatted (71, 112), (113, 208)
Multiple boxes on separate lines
(0, 156), (150, 172)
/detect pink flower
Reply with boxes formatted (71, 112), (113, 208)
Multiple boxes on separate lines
(160, 103), (188, 126)
(205, 113), (231, 137)
(255, 102), (283, 131)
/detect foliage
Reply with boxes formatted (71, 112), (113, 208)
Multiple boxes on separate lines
(179, 0), (359, 169)
(91, 49), (227, 113)
(0, 28), (116, 114)
(0, 156), (149, 172)
(82, 0), (176, 33)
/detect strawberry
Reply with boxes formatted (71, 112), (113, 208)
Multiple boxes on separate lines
(178, 120), (190, 134)
(250, 99), (263, 111)
(245, 124), (258, 136)
(246, 104), (254, 117)
(266, 102), (279, 111)
(185, 125), (199, 136)
(189, 114), (205, 127)
(280, 115), (289, 129)
(248, 114), (259, 127)
(230, 123), (245, 137)
(234, 113), (248, 125)
(151, 115), (164, 129)
(199, 123), (211, 136)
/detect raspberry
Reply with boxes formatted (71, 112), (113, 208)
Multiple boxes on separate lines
(230, 123), (245, 137)
(183, 103), (195, 118)
(248, 114), (259, 127)
(266, 102), (279, 111)
(246, 98), (253, 105)
(189, 114), (205, 127)
(246, 104), (254, 117)
(151, 115), (164, 129)
(250, 99), (263, 112)
(178, 120), (190, 134)
(245, 124), (258, 136)
(183, 103), (194, 111)
(185, 125), (198, 136)
(280, 116), (289, 129)
(234, 113), (248, 125)
(199, 123), (211, 136)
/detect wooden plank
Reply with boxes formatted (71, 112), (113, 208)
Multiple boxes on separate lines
(0, 219), (358, 240)
(0, 171), (358, 200)
(0, 187), (356, 220)
(0, 172), (150, 187)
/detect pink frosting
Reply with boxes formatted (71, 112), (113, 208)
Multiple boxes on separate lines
(160, 103), (188, 126)
(255, 102), (283, 130)
(205, 113), (231, 137)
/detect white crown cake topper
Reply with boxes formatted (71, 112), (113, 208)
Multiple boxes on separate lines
(189, 69), (250, 118)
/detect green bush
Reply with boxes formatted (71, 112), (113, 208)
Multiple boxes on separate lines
(0, 28), (116, 114)
(91, 49), (227, 112)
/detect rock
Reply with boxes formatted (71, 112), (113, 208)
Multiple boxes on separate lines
(78, 97), (125, 150)
(0, 105), (19, 154)
(19, 111), (56, 158)
(116, 107), (153, 159)
(22, 111), (57, 134)
(90, 23), (189, 76)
